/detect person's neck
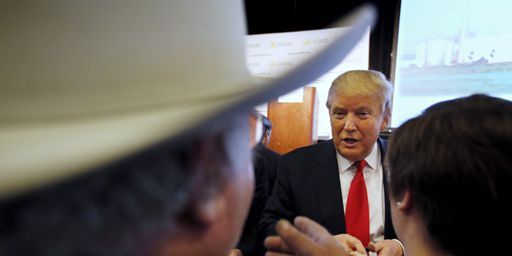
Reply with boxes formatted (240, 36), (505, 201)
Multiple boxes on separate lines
(401, 212), (452, 256)
(404, 236), (448, 256)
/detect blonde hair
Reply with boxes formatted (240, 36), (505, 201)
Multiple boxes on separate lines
(326, 70), (393, 115)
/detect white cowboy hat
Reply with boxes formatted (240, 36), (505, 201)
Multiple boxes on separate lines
(0, 0), (375, 199)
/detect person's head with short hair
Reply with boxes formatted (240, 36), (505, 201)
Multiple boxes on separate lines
(249, 111), (262, 146)
(260, 115), (273, 145)
(326, 70), (393, 161)
(0, 1), (376, 255)
(248, 112), (273, 146)
(387, 94), (512, 255)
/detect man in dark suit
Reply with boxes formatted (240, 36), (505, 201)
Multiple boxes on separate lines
(234, 151), (268, 256)
(254, 142), (280, 195)
(258, 70), (403, 256)
(234, 114), (280, 256)
(253, 115), (281, 195)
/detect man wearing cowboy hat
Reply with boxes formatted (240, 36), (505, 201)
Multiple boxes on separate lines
(0, 1), (375, 255)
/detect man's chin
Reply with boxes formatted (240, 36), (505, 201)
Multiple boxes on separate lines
(337, 148), (364, 162)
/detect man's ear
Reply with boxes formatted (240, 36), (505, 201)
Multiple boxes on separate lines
(181, 134), (229, 230)
(380, 108), (391, 131)
(396, 190), (412, 211)
(196, 194), (227, 225)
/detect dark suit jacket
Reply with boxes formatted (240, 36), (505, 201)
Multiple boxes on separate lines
(237, 151), (268, 255)
(253, 142), (281, 196)
(257, 139), (396, 246)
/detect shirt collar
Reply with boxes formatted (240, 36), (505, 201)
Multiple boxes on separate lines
(336, 142), (379, 174)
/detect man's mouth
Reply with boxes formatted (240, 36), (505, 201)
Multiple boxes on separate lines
(341, 138), (359, 146)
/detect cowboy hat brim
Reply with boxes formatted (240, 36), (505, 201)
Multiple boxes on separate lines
(0, 3), (376, 199)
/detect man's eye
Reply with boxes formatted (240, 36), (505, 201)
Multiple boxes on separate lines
(357, 112), (370, 117)
(333, 112), (345, 118)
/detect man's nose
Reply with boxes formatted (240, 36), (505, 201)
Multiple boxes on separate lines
(343, 114), (357, 131)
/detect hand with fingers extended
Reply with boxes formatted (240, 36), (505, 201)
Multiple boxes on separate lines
(264, 216), (359, 256)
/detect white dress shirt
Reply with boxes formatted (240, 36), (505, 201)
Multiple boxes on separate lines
(336, 142), (385, 244)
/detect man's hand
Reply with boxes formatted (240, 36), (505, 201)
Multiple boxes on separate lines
(229, 248), (243, 256)
(367, 239), (404, 256)
(334, 234), (367, 255)
(264, 216), (352, 256)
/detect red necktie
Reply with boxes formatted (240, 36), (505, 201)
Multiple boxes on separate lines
(345, 160), (370, 246)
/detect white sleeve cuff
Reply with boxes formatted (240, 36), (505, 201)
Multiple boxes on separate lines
(392, 239), (405, 256)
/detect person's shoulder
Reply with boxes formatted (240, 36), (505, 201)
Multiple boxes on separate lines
(251, 149), (265, 162)
(284, 140), (334, 159)
(278, 141), (335, 173)
(255, 143), (281, 158)
(377, 137), (388, 153)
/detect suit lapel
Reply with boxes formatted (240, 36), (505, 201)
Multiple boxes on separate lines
(313, 140), (346, 235)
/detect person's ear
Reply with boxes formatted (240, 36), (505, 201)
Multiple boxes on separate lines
(186, 134), (229, 229)
(196, 193), (227, 226)
(395, 190), (412, 211)
(380, 108), (391, 131)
